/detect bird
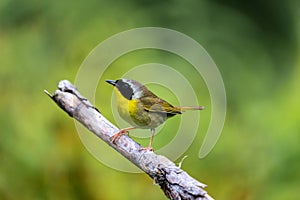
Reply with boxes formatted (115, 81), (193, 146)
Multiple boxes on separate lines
(106, 78), (204, 151)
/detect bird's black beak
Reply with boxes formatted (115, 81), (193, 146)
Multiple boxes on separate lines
(105, 80), (116, 86)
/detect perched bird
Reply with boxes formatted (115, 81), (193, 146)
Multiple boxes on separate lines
(106, 78), (204, 151)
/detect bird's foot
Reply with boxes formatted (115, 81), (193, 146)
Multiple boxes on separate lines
(110, 127), (135, 143)
(139, 146), (154, 151)
(110, 130), (128, 143)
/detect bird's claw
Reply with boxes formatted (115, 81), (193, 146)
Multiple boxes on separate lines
(110, 130), (129, 143)
(139, 146), (154, 151)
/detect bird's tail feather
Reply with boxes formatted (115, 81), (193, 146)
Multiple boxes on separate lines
(175, 106), (205, 111)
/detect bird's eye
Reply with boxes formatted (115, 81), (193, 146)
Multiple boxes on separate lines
(118, 82), (133, 100)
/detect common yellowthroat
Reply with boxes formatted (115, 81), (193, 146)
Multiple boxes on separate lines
(106, 79), (204, 151)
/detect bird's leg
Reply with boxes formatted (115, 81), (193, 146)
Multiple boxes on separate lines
(148, 128), (155, 150)
(111, 127), (135, 143)
(139, 128), (155, 151)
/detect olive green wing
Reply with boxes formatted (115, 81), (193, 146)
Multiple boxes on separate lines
(140, 96), (182, 115)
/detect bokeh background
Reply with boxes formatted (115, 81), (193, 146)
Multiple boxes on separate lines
(1, 0), (299, 199)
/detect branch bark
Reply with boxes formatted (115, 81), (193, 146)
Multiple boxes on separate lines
(45, 80), (214, 200)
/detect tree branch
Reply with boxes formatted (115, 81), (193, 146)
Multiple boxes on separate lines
(45, 80), (214, 200)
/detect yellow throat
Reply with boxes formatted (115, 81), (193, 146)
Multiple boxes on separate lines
(114, 87), (138, 125)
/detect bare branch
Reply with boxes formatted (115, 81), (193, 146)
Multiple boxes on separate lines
(45, 80), (214, 200)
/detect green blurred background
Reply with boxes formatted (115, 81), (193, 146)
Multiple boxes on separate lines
(1, 0), (300, 199)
